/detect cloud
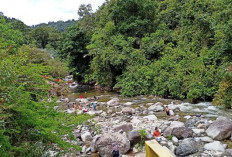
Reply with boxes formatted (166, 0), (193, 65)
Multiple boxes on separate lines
(0, 0), (105, 26)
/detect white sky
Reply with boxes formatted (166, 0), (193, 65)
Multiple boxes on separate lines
(0, 0), (106, 26)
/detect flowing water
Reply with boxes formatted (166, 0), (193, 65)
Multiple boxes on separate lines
(68, 88), (232, 120)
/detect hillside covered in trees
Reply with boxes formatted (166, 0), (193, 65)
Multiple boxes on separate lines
(58, 0), (232, 108)
(32, 20), (77, 32)
(0, 0), (232, 155)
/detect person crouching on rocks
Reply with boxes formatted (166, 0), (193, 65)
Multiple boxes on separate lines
(92, 102), (97, 110)
(153, 127), (162, 143)
(73, 102), (77, 110)
(78, 104), (82, 110)
(67, 101), (70, 109)
(165, 106), (170, 116)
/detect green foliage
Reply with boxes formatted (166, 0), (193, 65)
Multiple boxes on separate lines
(213, 64), (232, 108)
(58, 25), (90, 81)
(78, 4), (93, 19)
(32, 26), (61, 49)
(82, 0), (232, 103)
(33, 20), (76, 32)
(138, 129), (148, 151)
(167, 135), (173, 141)
(0, 17), (24, 52)
(59, 0), (232, 105)
(0, 22), (90, 156)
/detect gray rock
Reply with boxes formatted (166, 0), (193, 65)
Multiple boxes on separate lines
(113, 124), (133, 133)
(128, 129), (146, 146)
(170, 121), (185, 129)
(143, 115), (157, 121)
(107, 98), (120, 106)
(175, 138), (198, 156)
(91, 132), (130, 157)
(154, 102), (163, 106)
(101, 112), (107, 117)
(124, 102), (133, 106)
(154, 105), (164, 112)
(197, 123), (209, 129)
(148, 102), (163, 111)
(172, 136), (178, 145)
(163, 128), (172, 137)
(134, 152), (146, 157)
(169, 110), (174, 116)
(163, 121), (185, 137)
(200, 136), (213, 143)
(167, 104), (178, 110)
(172, 127), (193, 139)
(204, 141), (225, 152)
(168, 115), (179, 121)
(81, 145), (86, 153)
(226, 149), (232, 156)
(81, 132), (93, 143)
(192, 129), (205, 136)
(145, 131), (153, 140)
(206, 116), (232, 140)
(148, 105), (158, 111)
(146, 103), (153, 106)
(122, 107), (135, 114)
(184, 115), (191, 119)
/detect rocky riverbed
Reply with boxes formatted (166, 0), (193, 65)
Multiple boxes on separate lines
(52, 85), (232, 157)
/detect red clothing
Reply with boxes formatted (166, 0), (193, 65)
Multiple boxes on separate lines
(79, 95), (83, 99)
(153, 130), (161, 137)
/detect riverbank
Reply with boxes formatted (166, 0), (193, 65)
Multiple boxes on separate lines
(53, 80), (232, 157)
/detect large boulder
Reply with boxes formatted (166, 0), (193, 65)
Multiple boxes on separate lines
(163, 121), (185, 137)
(107, 98), (120, 106)
(154, 105), (164, 112)
(204, 141), (225, 152)
(143, 115), (157, 121)
(172, 127), (193, 139)
(148, 102), (163, 111)
(113, 124), (133, 133)
(122, 107), (135, 114)
(128, 130), (141, 146)
(175, 138), (198, 157)
(206, 116), (232, 140)
(91, 133), (130, 157)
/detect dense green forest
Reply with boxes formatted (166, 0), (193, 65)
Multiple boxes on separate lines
(32, 20), (77, 32)
(58, 0), (232, 107)
(0, 0), (232, 155)
(0, 16), (90, 156)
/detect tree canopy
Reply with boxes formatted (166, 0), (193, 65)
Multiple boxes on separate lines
(58, 0), (232, 107)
